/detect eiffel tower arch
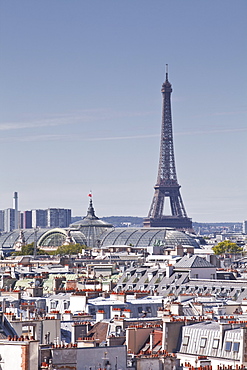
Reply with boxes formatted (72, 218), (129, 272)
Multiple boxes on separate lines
(144, 67), (192, 230)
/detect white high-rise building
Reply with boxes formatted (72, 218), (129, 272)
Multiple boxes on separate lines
(32, 209), (47, 228)
(0, 210), (4, 232)
(31, 208), (71, 228)
(243, 220), (247, 234)
(4, 208), (15, 232)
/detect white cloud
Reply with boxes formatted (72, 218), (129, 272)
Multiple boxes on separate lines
(0, 109), (155, 132)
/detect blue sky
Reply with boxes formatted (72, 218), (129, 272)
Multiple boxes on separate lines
(0, 0), (246, 222)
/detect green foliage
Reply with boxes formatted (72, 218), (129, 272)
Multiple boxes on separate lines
(13, 243), (47, 256)
(52, 243), (86, 256)
(212, 240), (243, 256)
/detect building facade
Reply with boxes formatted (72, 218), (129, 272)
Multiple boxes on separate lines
(32, 209), (47, 228)
(47, 208), (71, 228)
(23, 210), (32, 229)
(3, 208), (16, 232)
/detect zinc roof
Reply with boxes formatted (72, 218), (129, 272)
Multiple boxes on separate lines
(174, 255), (215, 269)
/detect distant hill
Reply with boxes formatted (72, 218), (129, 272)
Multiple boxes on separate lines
(101, 216), (144, 227)
(70, 216), (83, 224)
(71, 216), (243, 234)
(193, 222), (242, 234)
(101, 219), (243, 234)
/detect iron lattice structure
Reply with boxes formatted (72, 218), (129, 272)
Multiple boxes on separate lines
(144, 69), (192, 230)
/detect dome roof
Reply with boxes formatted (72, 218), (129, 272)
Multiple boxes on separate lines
(69, 197), (113, 248)
(69, 198), (112, 229)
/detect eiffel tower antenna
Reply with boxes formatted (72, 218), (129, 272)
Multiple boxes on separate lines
(144, 68), (192, 230)
(166, 63), (168, 80)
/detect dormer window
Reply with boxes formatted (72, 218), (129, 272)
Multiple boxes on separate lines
(233, 342), (240, 352)
(212, 339), (219, 349)
(225, 341), (232, 351)
(183, 336), (189, 346)
(200, 338), (207, 348)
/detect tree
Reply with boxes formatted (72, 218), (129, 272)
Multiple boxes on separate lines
(13, 243), (47, 256)
(212, 240), (243, 256)
(51, 243), (86, 256)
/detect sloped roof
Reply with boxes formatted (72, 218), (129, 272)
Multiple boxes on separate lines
(138, 329), (162, 355)
(186, 321), (220, 330)
(0, 313), (17, 338)
(87, 321), (109, 343)
(174, 255), (215, 269)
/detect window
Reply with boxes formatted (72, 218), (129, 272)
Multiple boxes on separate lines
(146, 306), (152, 313)
(233, 342), (240, 352)
(138, 307), (143, 313)
(212, 339), (219, 349)
(50, 301), (57, 309)
(64, 301), (70, 310)
(116, 326), (122, 335)
(183, 336), (190, 346)
(225, 341), (232, 351)
(200, 338), (207, 348)
(89, 307), (96, 315)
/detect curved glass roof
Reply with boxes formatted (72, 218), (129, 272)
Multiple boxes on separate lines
(99, 228), (199, 249)
(0, 228), (90, 250)
(0, 229), (50, 250)
(38, 229), (87, 247)
(163, 229), (199, 248)
(38, 229), (67, 247)
(70, 230), (87, 245)
(0, 227), (199, 251)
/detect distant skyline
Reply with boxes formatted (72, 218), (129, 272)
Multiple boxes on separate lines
(0, 1), (246, 222)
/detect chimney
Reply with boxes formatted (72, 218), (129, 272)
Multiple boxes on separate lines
(150, 331), (154, 351)
(166, 265), (174, 278)
(96, 309), (106, 322)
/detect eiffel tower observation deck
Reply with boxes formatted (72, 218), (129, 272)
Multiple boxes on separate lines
(144, 66), (192, 230)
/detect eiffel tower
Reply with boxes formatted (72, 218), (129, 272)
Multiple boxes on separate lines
(144, 66), (192, 230)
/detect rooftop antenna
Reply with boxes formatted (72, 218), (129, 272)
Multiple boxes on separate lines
(165, 64), (168, 81)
